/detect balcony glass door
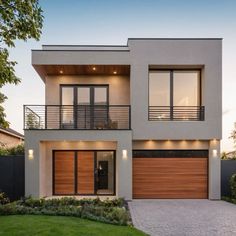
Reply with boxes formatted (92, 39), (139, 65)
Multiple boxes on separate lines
(61, 87), (74, 129)
(61, 85), (108, 129)
(93, 87), (109, 129)
(77, 87), (91, 129)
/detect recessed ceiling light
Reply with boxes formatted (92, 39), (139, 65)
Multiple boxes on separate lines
(92, 67), (96, 71)
(59, 70), (63, 74)
(113, 71), (117, 74)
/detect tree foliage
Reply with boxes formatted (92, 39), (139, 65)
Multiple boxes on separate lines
(0, 143), (24, 155)
(0, 0), (43, 127)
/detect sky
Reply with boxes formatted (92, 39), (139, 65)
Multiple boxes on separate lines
(2, 0), (236, 151)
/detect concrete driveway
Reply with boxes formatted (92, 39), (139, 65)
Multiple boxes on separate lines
(128, 200), (236, 236)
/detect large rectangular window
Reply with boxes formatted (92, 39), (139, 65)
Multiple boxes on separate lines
(173, 71), (200, 106)
(149, 70), (203, 121)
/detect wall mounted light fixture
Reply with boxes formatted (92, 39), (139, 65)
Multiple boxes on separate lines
(212, 149), (218, 157)
(28, 149), (34, 160)
(122, 149), (128, 159)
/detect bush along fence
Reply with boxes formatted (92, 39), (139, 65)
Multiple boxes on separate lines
(221, 160), (236, 197)
(0, 155), (24, 201)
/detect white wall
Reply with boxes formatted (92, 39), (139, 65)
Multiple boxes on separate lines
(128, 39), (222, 140)
(45, 75), (130, 105)
(29, 39), (222, 200)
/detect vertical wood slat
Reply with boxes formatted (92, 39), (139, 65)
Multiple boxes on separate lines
(77, 151), (94, 194)
(133, 157), (208, 199)
(54, 151), (75, 194)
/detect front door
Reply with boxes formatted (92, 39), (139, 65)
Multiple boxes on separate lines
(98, 161), (109, 189)
(61, 85), (109, 129)
(53, 150), (115, 195)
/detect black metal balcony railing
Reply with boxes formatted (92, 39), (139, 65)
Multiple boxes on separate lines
(148, 106), (205, 121)
(24, 105), (131, 130)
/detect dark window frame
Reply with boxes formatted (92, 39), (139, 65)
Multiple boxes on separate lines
(52, 150), (116, 196)
(60, 84), (109, 106)
(148, 69), (202, 106)
(133, 150), (208, 158)
(60, 84), (109, 129)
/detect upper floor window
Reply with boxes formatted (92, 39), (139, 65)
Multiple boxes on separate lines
(149, 70), (203, 121)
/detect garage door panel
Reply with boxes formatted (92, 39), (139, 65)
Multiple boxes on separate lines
(133, 157), (208, 199)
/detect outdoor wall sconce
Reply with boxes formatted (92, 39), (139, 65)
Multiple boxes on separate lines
(28, 149), (34, 160)
(212, 149), (218, 157)
(122, 149), (128, 159)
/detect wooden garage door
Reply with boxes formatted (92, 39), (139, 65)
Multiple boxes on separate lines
(133, 155), (208, 199)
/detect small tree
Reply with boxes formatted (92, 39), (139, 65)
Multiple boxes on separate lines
(26, 112), (40, 129)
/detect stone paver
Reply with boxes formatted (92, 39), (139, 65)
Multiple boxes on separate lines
(128, 200), (236, 236)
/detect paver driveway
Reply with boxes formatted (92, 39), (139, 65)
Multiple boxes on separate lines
(128, 200), (236, 236)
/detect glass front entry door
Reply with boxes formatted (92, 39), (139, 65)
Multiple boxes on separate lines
(96, 151), (115, 195)
(53, 150), (115, 195)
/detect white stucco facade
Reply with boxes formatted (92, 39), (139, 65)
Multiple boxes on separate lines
(25, 38), (222, 200)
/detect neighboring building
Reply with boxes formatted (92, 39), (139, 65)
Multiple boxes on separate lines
(0, 127), (24, 148)
(25, 38), (222, 200)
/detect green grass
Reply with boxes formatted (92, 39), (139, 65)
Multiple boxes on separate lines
(0, 215), (146, 236)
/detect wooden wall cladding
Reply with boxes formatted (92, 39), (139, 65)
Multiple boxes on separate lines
(77, 151), (95, 194)
(133, 157), (208, 199)
(54, 151), (75, 194)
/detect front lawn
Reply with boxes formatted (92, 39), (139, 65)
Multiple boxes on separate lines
(0, 215), (146, 236)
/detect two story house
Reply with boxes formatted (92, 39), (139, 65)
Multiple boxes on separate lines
(24, 38), (222, 200)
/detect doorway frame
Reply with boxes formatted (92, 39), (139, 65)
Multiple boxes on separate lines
(52, 150), (116, 196)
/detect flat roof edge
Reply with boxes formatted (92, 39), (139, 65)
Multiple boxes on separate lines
(32, 49), (130, 52)
(36, 38), (223, 51)
(128, 38), (223, 40)
(42, 44), (127, 47)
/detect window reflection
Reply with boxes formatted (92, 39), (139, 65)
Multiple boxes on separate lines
(149, 70), (201, 121)
(149, 70), (200, 107)
(173, 71), (200, 106)
(77, 87), (90, 105)
(149, 71), (170, 106)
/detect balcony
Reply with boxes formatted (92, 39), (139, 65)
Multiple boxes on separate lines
(24, 105), (131, 130)
(148, 106), (205, 121)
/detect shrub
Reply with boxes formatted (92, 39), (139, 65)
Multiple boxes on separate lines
(106, 207), (129, 225)
(230, 173), (236, 198)
(0, 197), (129, 225)
(0, 144), (24, 156)
(0, 192), (10, 205)
(7, 144), (24, 155)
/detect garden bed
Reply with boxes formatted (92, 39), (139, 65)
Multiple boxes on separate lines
(0, 196), (131, 226)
